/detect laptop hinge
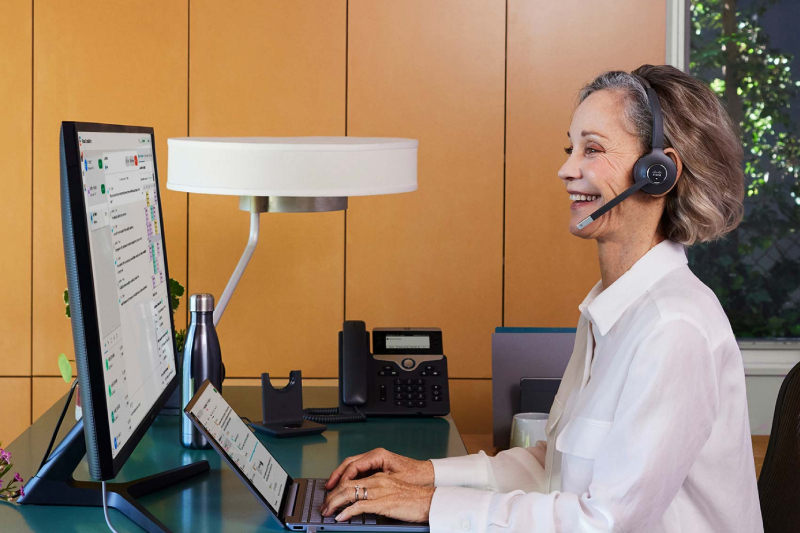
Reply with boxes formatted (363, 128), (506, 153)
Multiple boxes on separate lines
(286, 482), (300, 517)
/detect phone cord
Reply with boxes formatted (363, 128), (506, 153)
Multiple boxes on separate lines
(302, 406), (366, 424)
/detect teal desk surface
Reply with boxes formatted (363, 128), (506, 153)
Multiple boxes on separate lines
(1, 385), (467, 532)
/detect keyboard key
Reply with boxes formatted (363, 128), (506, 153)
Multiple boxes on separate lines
(350, 515), (363, 524)
(323, 516), (336, 523)
(394, 379), (402, 385)
(420, 371), (429, 376)
(365, 514), (378, 525)
(417, 401), (426, 408)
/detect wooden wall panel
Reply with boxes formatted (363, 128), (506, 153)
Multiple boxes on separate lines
(0, 0), (32, 376)
(504, 0), (667, 327)
(32, 0), (189, 375)
(0, 378), (31, 446)
(347, 0), (506, 379)
(189, 0), (347, 377)
(32, 377), (71, 423)
(449, 379), (493, 435)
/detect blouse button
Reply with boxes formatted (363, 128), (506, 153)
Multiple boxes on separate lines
(461, 519), (471, 531)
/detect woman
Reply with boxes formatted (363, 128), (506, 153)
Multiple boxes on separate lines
(320, 65), (763, 532)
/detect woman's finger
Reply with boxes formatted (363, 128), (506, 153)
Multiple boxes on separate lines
(325, 454), (366, 489)
(321, 480), (362, 515)
(339, 454), (386, 484)
(335, 499), (383, 522)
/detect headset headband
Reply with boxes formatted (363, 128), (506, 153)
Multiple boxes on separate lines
(634, 75), (664, 150)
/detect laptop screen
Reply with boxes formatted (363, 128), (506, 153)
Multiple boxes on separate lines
(187, 382), (291, 514)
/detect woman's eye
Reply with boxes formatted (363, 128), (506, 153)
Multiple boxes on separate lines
(585, 147), (600, 154)
(564, 147), (573, 155)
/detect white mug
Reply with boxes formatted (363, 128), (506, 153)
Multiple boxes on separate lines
(510, 412), (548, 448)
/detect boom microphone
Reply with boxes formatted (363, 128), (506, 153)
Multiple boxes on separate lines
(575, 179), (649, 230)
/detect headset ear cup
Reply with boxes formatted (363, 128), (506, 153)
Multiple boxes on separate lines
(636, 150), (678, 195)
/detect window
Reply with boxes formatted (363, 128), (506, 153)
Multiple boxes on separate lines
(687, 0), (800, 339)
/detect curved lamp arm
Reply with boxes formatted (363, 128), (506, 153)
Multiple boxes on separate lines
(213, 209), (260, 327)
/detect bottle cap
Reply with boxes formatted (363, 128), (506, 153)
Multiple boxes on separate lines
(189, 293), (215, 313)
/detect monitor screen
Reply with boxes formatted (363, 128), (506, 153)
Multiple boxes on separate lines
(77, 130), (176, 458)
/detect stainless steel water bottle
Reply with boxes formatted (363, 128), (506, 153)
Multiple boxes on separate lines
(181, 293), (223, 449)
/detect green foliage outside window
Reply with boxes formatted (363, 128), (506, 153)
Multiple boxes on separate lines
(689, 0), (800, 337)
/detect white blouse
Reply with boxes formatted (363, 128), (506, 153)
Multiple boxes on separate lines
(429, 240), (762, 533)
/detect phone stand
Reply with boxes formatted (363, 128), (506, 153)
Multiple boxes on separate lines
(248, 371), (327, 438)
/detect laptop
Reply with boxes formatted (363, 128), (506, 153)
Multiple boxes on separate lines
(184, 379), (430, 532)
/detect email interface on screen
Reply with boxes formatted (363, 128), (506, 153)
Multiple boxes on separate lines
(190, 385), (289, 511)
(79, 131), (176, 458)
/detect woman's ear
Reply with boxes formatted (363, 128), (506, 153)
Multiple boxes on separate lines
(663, 147), (683, 190)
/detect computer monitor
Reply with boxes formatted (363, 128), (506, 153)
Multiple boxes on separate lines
(19, 122), (207, 533)
(62, 122), (179, 478)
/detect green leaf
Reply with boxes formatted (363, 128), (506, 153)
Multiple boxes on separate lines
(169, 278), (185, 312)
(58, 353), (73, 383)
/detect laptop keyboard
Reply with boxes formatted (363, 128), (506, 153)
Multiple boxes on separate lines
(301, 478), (378, 526)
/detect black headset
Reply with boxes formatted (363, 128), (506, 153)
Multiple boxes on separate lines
(576, 75), (678, 230)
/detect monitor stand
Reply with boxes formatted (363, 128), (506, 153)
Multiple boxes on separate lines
(18, 419), (210, 533)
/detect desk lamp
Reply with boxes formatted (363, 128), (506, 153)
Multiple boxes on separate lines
(166, 137), (418, 327)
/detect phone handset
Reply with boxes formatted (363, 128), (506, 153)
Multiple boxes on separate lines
(302, 321), (369, 424)
(341, 320), (369, 406)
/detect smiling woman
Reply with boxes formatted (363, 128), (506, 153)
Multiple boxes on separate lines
(318, 65), (763, 533)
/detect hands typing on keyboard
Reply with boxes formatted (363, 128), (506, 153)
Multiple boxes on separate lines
(318, 447), (436, 524)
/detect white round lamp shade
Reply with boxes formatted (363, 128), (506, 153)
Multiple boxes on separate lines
(166, 136), (418, 197)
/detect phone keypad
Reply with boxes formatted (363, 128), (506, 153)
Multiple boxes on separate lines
(373, 362), (447, 413)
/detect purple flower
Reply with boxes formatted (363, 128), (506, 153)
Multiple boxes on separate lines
(0, 450), (9, 463)
(0, 478), (3, 489)
(14, 473), (23, 483)
(18, 485), (24, 497)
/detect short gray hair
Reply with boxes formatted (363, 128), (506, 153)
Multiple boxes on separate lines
(577, 65), (744, 245)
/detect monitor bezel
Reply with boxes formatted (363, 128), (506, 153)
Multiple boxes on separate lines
(62, 121), (179, 480)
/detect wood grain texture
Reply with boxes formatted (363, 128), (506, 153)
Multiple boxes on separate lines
(0, 0), (32, 376)
(346, 0), (506, 379)
(0, 378), (31, 446)
(32, 0), (189, 375)
(188, 0), (347, 377)
(32, 377), (71, 423)
(504, 0), (667, 327)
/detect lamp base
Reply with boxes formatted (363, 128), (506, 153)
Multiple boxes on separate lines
(239, 195), (347, 213)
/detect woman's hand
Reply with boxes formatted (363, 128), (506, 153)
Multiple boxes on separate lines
(324, 448), (434, 490)
(321, 472), (435, 523)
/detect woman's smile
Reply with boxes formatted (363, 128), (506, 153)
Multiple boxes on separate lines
(568, 192), (601, 210)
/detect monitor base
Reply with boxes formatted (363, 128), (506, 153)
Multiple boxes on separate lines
(19, 419), (210, 533)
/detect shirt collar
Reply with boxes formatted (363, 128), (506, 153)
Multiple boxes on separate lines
(578, 239), (688, 336)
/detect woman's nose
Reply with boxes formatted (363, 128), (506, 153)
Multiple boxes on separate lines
(558, 155), (580, 182)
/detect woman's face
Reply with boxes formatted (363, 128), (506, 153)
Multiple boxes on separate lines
(558, 89), (660, 241)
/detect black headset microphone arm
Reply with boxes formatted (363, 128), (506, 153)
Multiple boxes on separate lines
(575, 178), (649, 230)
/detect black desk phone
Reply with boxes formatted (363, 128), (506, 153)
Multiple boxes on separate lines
(303, 321), (450, 423)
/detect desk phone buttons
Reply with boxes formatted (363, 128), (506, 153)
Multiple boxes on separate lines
(373, 359), (448, 415)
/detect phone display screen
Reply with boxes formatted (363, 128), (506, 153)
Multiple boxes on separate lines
(386, 335), (431, 350)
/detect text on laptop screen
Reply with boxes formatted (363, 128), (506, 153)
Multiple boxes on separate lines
(190, 385), (289, 510)
(78, 130), (176, 458)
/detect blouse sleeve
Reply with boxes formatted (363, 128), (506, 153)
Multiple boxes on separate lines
(430, 440), (547, 493)
(428, 319), (719, 533)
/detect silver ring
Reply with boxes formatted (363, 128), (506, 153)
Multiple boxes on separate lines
(363, 487), (368, 501)
(354, 485), (360, 501)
